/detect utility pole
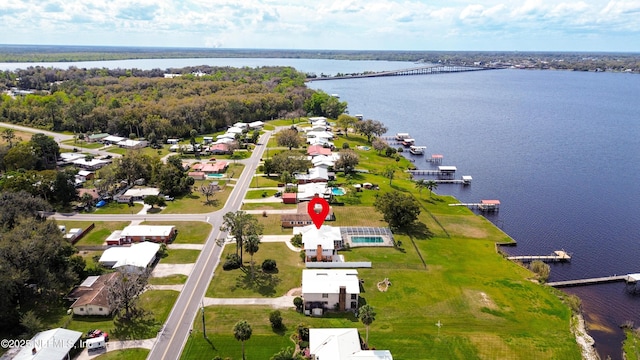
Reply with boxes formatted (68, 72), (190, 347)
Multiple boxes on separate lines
(201, 300), (207, 339)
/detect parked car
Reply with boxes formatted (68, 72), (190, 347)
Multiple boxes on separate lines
(87, 329), (109, 341)
(164, 195), (175, 201)
(95, 200), (106, 208)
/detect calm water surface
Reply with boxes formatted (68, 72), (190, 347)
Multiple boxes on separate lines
(310, 69), (640, 359)
(4, 57), (639, 358)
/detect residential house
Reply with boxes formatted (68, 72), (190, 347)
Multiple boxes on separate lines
(233, 122), (249, 130)
(67, 273), (119, 316)
(296, 167), (332, 184)
(87, 133), (110, 143)
(296, 182), (330, 202)
(99, 241), (161, 272)
(72, 158), (110, 171)
(301, 269), (360, 315)
(106, 225), (177, 245)
(117, 139), (148, 150)
(13, 328), (82, 360)
(116, 187), (160, 203)
(102, 135), (126, 145)
(76, 170), (94, 182)
(309, 328), (394, 360)
(295, 225), (342, 261)
(307, 145), (332, 157)
(192, 161), (228, 174)
(249, 121), (265, 129)
(282, 192), (297, 204)
(281, 203), (335, 228)
(226, 126), (244, 134)
(207, 143), (231, 155)
(187, 171), (206, 180)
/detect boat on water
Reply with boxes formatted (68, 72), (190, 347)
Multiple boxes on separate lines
(395, 132), (410, 141)
(401, 138), (415, 147)
(409, 145), (426, 155)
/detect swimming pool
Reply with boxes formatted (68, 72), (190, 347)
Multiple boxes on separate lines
(351, 236), (384, 244)
(331, 187), (346, 196)
(206, 173), (225, 178)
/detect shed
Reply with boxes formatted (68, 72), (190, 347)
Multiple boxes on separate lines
(282, 192), (297, 204)
(13, 328), (82, 360)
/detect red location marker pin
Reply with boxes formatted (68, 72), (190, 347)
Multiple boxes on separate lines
(307, 197), (330, 229)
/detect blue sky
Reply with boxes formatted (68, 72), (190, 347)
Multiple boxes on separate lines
(1, 0), (639, 52)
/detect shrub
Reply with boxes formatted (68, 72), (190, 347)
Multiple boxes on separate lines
(293, 297), (303, 312)
(297, 323), (309, 342)
(269, 310), (284, 330)
(290, 233), (303, 248)
(223, 253), (241, 270)
(342, 142), (350, 149)
(397, 147), (403, 152)
(262, 259), (277, 272)
(299, 250), (306, 263)
(530, 260), (551, 282)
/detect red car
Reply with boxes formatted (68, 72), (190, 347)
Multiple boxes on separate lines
(87, 329), (109, 341)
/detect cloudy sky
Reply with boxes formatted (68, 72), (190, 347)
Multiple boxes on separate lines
(1, 0), (639, 52)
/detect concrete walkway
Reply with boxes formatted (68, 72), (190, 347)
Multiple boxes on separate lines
(151, 263), (194, 277)
(203, 295), (296, 309)
(242, 196), (283, 203)
(262, 235), (300, 252)
(74, 338), (156, 360)
(167, 244), (204, 250)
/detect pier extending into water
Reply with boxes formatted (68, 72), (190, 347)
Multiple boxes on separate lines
(449, 200), (500, 211)
(547, 273), (640, 288)
(507, 250), (571, 263)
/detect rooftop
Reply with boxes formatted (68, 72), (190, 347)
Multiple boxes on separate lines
(302, 269), (360, 295)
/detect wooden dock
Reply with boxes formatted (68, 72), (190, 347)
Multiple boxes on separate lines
(547, 275), (627, 288)
(507, 250), (571, 263)
(449, 200), (500, 211)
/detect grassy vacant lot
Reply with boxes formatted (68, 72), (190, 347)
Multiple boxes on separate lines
(162, 249), (201, 264)
(0, 126), (32, 144)
(255, 214), (292, 235)
(206, 242), (304, 298)
(250, 175), (282, 188)
(54, 221), (130, 246)
(93, 202), (144, 215)
(148, 274), (188, 285)
(141, 221), (212, 244)
(245, 189), (278, 199)
(160, 185), (232, 214)
(94, 349), (149, 360)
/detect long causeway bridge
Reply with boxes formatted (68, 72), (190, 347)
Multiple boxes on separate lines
(307, 64), (501, 81)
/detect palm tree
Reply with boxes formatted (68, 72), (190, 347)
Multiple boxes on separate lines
(233, 320), (252, 360)
(414, 179), (426, 196)
(358, 304), (376, 347)
(245, 233), (261, 279)
(383, 165), (396, 186)
(426, 180), (438, 198)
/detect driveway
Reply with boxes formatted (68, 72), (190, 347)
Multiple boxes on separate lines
(74, 338), (156, 360)
(151, 264), (194, 277)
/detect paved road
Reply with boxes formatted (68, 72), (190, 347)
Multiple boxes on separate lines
(146, 130), (272, 360)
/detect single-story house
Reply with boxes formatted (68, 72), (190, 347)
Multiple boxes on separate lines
(296, 182), (330, 202)
(192, 161), (228, 174)
(106, 225), (177, 245)
(309, 328), (394, 360)
(76, 170), (94, 182)
(233, 122), (249, 129)
(216, 133), (237, 141)
(226, 126), (244, 134)
(117, 187), (160, 202)
(72, 158), (110, 171)
(282, 203), (335, 228)
(117, 139), (148, 150)
(188, 171), (206, 180)
(306, 130), (334, 141)
(203, 136), (213, 144)
(13, 328), (82, 360)
(302, 269), (360, 315)
(167, 138), (180, 144)
(307, 145), (332, 157)
(99, 241), (161, 272)
(67, 272), (119, 316)
(249, 121), (265, 129)
(207, 143), (231, 155)
(295, 225), (342, 261)
(103, 135), (126, 145)
(296, 167), (331, 184)
(87, 133), (110, 143)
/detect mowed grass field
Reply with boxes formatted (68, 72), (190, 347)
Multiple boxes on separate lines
(182, 132), (581, 359)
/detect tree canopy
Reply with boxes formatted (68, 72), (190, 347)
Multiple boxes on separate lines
(373, 191), (421, 231)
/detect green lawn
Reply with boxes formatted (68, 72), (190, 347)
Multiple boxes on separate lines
(250, 175), (282, 188)
(94, 349), (149, 360)
(245, 189), (278, 199)
(61, 139), (105, 149)
(241, 202), (293, 211)
(148, 274), (188, 285)
(160, 184), (232, 214)
(206, 242), (304, 298)
(161, 249), (201, 264)
(56, 290), (178, 341)
(255, 214), (293, 235)
(53, 221), (131, 246)
(93, 202), (144, 215)
(141, 221), (212, 244)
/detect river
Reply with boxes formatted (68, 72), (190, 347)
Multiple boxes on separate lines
(3, 57), (640, 359)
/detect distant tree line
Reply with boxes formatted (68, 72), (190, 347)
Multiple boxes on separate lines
(0, 66), (316, 138)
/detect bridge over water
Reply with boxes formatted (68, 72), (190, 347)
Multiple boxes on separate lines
(306, 64), (503, 81)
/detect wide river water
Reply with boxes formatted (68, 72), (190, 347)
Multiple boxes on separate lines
(3, 57), (640, 359)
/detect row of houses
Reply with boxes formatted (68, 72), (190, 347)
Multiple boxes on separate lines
(85, 133), (148, 149)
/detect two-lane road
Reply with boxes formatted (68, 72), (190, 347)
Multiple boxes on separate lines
(146, 130), (271, 359)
